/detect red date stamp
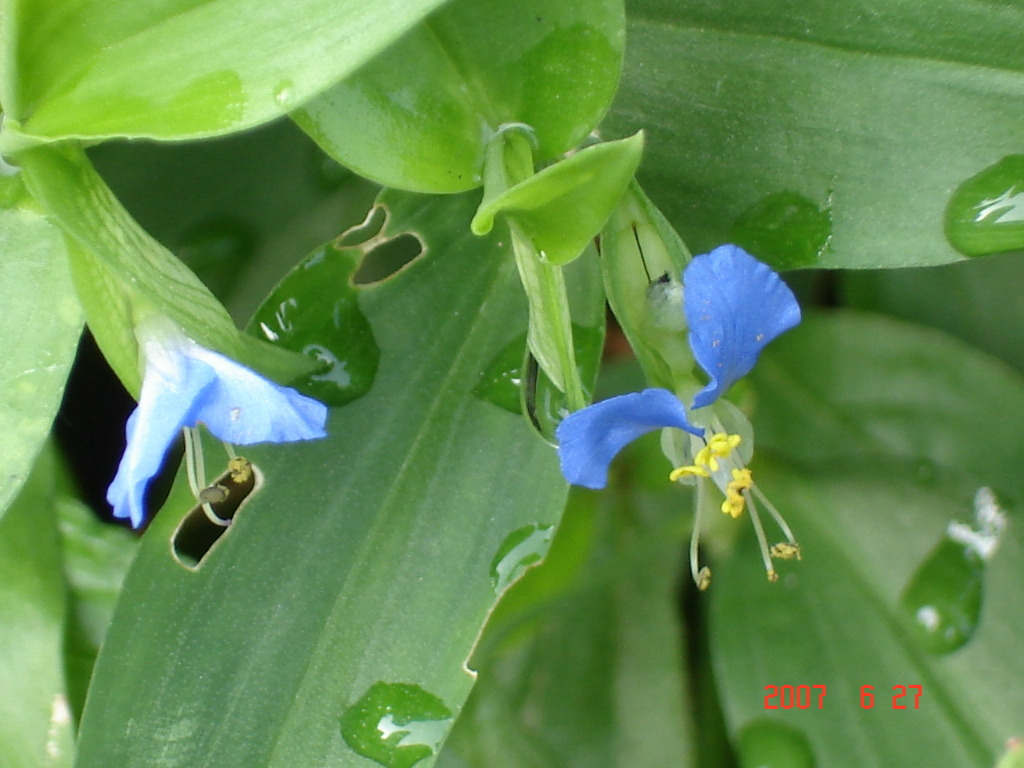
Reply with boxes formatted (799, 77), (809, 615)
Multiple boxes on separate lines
(764, 684), (923, 710)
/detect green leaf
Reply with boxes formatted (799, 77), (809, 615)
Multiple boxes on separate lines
(294, 0), (625, 192)
(0, 202), (82, 521)
(0, 448), (74, 768)
(706, 312), (1024, 767)
(10, 0), (454, 141)
(472, 133), (644, 266)
(439, 482), (695, 768)
(603, 0), (1024, 269)
(841, 252), (1024, 375)
(56, 493), (137, 721)
(18, 143), (311, 394)
(74, 189), (602, 768)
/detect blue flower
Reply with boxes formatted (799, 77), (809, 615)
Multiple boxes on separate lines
(557, 245), (799, 489)
(555, 245), (801, 587)
(107, 327), (328, 527)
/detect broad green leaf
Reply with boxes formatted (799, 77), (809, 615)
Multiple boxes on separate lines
(294, 0), (625, 192)
(0, 448), (74, 768)
(18, 143), (311, 394)
(707, 312), (1024, 767)
(57, 494), (137, 721)
(75, 189), (604, 768)
(9, 0), (454, 141)
(841, 252), (1024, 374)
(603, 0), (1024, 269)
(472, 133), (644, 266)
(0, 202), (82, 520)
(438, 481), (695, 768)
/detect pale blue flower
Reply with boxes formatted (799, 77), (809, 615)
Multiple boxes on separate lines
(557, 245), (799, 489)
(108, 329), (328, 527)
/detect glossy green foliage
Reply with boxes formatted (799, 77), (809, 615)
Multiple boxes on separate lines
(844, 251), (1024, 375)
(18, 144), (310, 395)
(472, 133), (643, 266)
(6, 0), (453, 141)
(709, 312), (1024, 766)
(0, 203), (82, 520)
(604, 0), (1024, 269)
(438, 479), (695, 767)
(294, 0), (625, 192)
(0, 449), (74, 768)
(74, 189), (604, 768)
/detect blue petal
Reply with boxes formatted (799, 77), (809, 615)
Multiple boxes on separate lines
(556, 388), (700, 489)
(107, 355), (215, 528)
(684, 245), (800, 409)
(187, 346), (329, 444)
(106, 338), (328, 528)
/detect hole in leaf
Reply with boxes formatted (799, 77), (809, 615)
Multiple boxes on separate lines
(337, 205), (386, 247)
(172, 457), (261, 570)
(352, 233), (425, 284)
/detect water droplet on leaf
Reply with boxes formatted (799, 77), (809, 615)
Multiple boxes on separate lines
(737, 719), (816, 768)
(945, 155), (1024, 256)
(248, 243), (379, 406)
(901, 537), (983, 653)
(900, 488), (1005, 653)
(490, 523), (554, 592)
(340, 682), (452, 768)
(730, 191), (832, 269)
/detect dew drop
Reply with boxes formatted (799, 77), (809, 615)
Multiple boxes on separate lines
(737, 719), (816, 768)
(730, 191), (832, 269)
(340, 682), (452, 768)
(899, 488), (1005, 653)
(490, 523), (555, 593)
(945, 155), (1024, 256)
(247, 243), (379, 406)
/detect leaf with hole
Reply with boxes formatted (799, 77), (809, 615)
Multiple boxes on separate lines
(73, 188), (605, 768)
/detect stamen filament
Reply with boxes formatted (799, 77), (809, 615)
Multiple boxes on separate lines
(183, 426), (231, 527)
(753, 484), (798, 547)
(744, 489), (778, 582)
(690, 480), (711, 590)
(183, 426), (203, 497)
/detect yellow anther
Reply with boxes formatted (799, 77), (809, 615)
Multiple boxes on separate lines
(766, 569), (779, 582)
(730, 467), (753, 489)
(670, 465), (709, 482)
(696, 566), (712, 591)
(693, 445), (718, 472)
(229, 456), (253, 484)
(707, 432), (741, 456)
(721, 493), (745, 517)
(771, 542), (802, 561)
